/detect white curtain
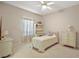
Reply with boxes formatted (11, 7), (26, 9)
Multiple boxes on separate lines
(23, 18), (36, 41)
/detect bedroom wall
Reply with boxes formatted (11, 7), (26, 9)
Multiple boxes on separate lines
(0, 2), (43, 53)
(43, 5), (79, 47)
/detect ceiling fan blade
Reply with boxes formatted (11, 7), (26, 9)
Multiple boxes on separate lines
(47, 2), (55, 6)
(40, 1), (44, 4)
(47, 6), (52, 10)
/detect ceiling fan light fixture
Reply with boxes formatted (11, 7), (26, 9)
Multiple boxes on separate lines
(42, 4), (47, 9)
(41, 1), (53, 10)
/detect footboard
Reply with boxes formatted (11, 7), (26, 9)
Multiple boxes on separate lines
(32, 34), (59, 52)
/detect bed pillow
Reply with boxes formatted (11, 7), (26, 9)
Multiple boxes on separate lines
(46, 32), (54, 36)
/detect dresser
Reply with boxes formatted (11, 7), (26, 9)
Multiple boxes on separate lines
(0, 37), (13, 57)
(62, 31), (76, 48)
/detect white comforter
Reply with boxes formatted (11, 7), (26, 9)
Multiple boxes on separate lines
(32, 35), (58, 52)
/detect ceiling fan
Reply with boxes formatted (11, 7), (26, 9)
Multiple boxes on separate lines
(40, 1), (55, 10)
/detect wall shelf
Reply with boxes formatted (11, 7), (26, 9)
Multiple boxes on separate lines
(36, 21), (43, 36)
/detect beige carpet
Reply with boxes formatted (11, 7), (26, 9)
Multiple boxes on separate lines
(10, 43), (79, 58)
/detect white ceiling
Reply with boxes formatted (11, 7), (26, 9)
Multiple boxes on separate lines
(3, 1), (79, 16)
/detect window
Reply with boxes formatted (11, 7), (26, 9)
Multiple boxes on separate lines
(23, 18), (35, 36)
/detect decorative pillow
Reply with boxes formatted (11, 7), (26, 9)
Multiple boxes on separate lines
(46, 32), (53, 36)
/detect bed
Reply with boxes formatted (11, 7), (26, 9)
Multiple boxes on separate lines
(32, 33), (59, 52)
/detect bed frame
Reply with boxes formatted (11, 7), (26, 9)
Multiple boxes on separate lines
(33, 42), (58, 53)
(32, 32), (59, 53)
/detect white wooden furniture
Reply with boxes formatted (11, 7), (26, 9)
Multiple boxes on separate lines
(62, 31), (76, 48)
(0, 37), (13, 57)
(32, 34), (58, 52)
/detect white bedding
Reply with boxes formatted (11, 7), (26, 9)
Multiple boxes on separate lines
(32, 35), (58, 52)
